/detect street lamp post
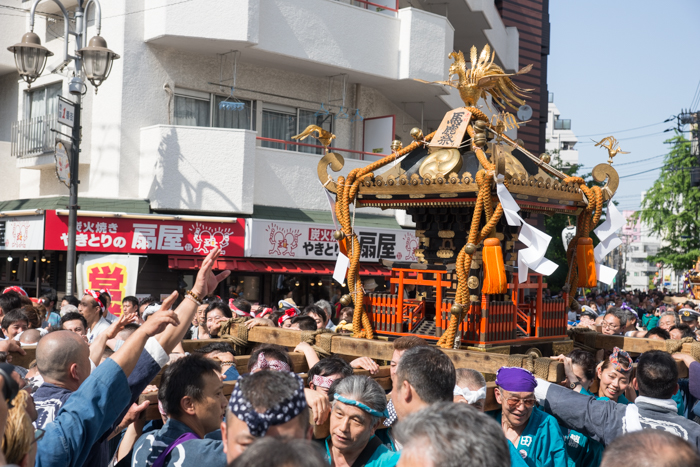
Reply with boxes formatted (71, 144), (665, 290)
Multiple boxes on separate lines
(7, 0), (119, 296)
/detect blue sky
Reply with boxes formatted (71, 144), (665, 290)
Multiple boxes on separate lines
(548, 0), (700, 212)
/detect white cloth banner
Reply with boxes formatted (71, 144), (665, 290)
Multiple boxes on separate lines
(495, 177), (558, 283)
(76, 254), (140, 316)
(592, 201), (626, 285)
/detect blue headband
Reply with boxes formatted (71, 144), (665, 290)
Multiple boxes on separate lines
(334, 394), (388, 418)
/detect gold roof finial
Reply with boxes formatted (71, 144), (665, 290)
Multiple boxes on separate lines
(415, 44), (533, 110)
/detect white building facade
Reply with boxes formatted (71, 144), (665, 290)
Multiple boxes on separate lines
(545, 92), (578, 167)
(0, 0), (524, 303)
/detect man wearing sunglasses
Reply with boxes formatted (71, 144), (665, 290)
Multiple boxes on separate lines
(493, 367), (568, 467)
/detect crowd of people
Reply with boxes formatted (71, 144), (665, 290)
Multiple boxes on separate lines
(0, 250), (699, 466)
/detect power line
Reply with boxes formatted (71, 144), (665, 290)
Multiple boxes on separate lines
(578, 131), (667, 145)
(619, 167), (660, 179)
(576, 121), (667, 138)
(577, 153), (666, 171)
(691, 78), (700, 111)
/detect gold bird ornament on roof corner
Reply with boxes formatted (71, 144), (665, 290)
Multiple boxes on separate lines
(593, 136), (629, 165)
(415, 44), (533, 110)
(292, 125), (336, 149)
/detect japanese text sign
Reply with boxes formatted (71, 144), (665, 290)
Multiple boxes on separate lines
(429, 108), (471, 149)
(45, 211), (244, 256)
(77, 254), (139, 316)
(58, 97), (75, 128)
(244, 219), (418, 263)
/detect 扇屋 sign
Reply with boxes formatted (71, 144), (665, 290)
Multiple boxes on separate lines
(245, 219), (418, 263)
(44, 211), (245, 256)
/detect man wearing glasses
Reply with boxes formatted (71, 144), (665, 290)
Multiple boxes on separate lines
(601, 308), (627, 336)
(493, 367), (568, 467)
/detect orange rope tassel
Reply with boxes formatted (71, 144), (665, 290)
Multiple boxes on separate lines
(576, 237), (596, 288)
(482, 238), (507, 294)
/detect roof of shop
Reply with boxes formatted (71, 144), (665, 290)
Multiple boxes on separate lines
(0, 197), (151, 214)
(252, 205), (403, 229)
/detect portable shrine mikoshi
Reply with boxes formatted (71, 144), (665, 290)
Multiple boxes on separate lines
(309, 44), (621, 352)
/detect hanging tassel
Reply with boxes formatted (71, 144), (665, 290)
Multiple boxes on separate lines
(482, 238), (507, 294)
(576, 237), (597, 288)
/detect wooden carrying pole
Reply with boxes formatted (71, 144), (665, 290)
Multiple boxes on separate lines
(211, 325), (567, 383)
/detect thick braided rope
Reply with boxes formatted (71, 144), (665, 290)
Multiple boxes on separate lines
(562, 177), (603, 307)
(336, 131), (437, 339)
(438, 163), (507, 348)
(218, 317), (251, 354)
(300, 329), (334, 358)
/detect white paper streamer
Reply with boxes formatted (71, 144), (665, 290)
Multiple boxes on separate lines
(495, 175), (559, 283)
(591, 201), (626, 285)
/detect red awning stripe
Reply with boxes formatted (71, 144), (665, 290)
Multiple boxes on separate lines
(167, 256), (390, 276)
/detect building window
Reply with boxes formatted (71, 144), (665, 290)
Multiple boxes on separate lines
(25, 82), (62, 119)
(174, 88), (254, 130)
(562, 141), (576, 150)
(213, 95), (253, 130)
(261, 103), (332, 155)
(174, 94), (210, 127)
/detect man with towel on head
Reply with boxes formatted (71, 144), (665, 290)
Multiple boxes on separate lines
(492, 367), (568, 467)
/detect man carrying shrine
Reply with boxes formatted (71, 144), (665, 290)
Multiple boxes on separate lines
(492, 367), (568, 467)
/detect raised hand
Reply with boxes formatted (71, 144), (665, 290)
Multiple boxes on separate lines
(192, 247), (231, 297)
(105, 310), (138, 340)
(140, 310), (180, 337)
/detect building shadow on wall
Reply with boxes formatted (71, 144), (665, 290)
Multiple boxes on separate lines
(148, 127), (238, 213)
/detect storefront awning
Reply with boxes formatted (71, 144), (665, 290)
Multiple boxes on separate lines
(168, 256), (390, 276)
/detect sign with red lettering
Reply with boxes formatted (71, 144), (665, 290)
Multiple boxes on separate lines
(44, 211), (244, 256)
(77, 254), (139, 316)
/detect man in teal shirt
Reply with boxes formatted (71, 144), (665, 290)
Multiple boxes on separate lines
(492, 367), (568, 467)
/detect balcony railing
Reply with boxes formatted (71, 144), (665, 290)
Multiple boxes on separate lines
(335, 0), (398, 14)
(553, 119), (571, 130)
(256, 136), (387, 161)
(11, 115), (60, 158)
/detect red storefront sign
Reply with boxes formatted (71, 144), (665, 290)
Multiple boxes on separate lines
(44, 210), (244, 256)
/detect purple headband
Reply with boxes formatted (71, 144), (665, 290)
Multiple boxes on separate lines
(495, 367), (537, 393)
(620, 304), (638, 318)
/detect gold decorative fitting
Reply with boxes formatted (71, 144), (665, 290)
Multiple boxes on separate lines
(437, 249), (454, 258)
(470, 295), (480, 303)
(450, 304), (464, 316)
(464, 243), (477, 255)
(468, 276), (480, 289)
(339, 294), (353, 306)
(539, 153), (551, 164)
(333, 230), (346, 241)
(410, 128), (424, 141)
(438, 230), (455, 238)
(293, 125), (336, 148)
(391, 140), (403, 151)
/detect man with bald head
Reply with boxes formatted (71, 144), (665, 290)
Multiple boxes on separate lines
(18, 329), (42, 345)
(33, 330), (93, 428)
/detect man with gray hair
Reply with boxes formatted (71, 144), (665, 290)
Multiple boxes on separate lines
(658, 311), (681, 332)
(314, 299), (335, 330)
(325, 375), (399, 466)
(394, 402), (511, 467)
(453, 368), (487, 412)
